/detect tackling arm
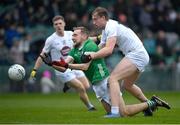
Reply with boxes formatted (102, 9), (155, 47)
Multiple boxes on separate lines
(98, 43), (105, 49)
(91, 36), (117, 59)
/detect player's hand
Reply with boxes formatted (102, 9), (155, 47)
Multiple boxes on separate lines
(40, 53), (52, 66)
(29, 69), (37, 83)
(96, 34), (101, 44)
(52, 57), (68, 68)
(81, 52), (94, 63)
(30, 69), (37, 78)
(81, 54), (91, 63)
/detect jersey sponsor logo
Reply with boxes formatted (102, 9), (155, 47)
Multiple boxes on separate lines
(60, 46), (71, 56)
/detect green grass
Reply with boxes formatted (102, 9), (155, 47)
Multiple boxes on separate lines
(0, 91), (179, 124)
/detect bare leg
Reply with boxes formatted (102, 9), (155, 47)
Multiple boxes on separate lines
(63, 76), (90, 93)
(106, 57), (169, 117)
(67, 79), (94, 109)
(125, 103), (148, 116)
(123, 72), (148, 102)
(108, 57), (143, 116)
(77, 76), (90, 90)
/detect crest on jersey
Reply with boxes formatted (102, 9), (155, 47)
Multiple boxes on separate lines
(60, 46), (71, 56)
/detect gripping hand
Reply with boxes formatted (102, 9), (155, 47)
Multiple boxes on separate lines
(81, 52), (92, 63)
(52, 57), (68, 68)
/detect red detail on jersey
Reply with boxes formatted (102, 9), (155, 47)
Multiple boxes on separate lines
(60, 46), (71, 56)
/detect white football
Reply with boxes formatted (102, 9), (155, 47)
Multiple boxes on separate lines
(8, 64), (26, 81)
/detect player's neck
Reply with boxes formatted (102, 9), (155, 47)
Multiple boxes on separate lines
(56, 31), (64, 37)
(74, 41), (84, 48)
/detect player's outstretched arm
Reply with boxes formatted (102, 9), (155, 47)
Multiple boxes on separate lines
(51, 57), (68, 71)
(52, 60), (91, 71)
(51, 56), (91, 71)
(68, 62), (91, 71)
(29, 52), (45, 81)
(90, 36), (117, 59)
(33, 52), (45, 70)
(52, 65), (66, 72)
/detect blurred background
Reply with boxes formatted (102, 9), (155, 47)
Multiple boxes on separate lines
(0, 0), (179, 93)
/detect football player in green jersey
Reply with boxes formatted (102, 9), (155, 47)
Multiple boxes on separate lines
(52, 26), (112, 114)
(47, 26), (170, 116)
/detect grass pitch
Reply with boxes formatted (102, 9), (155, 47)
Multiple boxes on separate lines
(0, 91), (179, 124)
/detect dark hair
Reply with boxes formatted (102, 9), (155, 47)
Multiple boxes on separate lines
(52, 15), (64, 23)
(92, 7), (109, 20)
(73, 26), (89, 37)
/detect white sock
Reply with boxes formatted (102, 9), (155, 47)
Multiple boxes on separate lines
(111, 106), (119, 114)
(87, 103), (94, 109)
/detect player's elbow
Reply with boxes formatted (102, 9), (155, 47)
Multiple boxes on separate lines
(106, 48), (113, 56)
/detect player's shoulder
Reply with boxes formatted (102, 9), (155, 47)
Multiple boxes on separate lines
(84, 39), (98, 49)
(107, 19), (118, 26)
(46, 32), (56, 41)
(64, 31), (73, 35)
(105, 19), (119, 31)
(86, 39), (96, 45)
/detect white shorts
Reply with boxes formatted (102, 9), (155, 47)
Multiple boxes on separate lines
(92, 77), (111, 105)
(126, 49), (149, 72)
(55, 69), (85, 84)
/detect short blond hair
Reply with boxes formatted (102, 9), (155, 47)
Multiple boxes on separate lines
(73, 26), (89, 37)
(52, 15), (64, 23)
(92, 7), (109, 20)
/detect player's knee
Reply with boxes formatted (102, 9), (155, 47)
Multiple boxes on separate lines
(72, 83), (85, 92)
(84, 83), (90, 90)
(78, 85), (87, 93)
(123, 83), (132, 90)
(108, 75), (117, 83)
(120, 109), (130, 117)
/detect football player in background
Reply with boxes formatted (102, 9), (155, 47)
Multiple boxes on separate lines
(29, 15), (95, 111)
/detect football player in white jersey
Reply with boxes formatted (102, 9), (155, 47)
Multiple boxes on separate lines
(85, 7), (170, 117)
(30, 15), (95, 111)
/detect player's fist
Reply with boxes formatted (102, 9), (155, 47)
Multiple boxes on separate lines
(81, 54), (91, 63)
(52, 57), (68, 68)
(81, 52), (93, 63)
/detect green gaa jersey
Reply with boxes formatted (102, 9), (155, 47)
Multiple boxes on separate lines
(69, 39), (109, 84)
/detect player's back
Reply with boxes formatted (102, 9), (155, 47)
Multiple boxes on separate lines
(104, 19), (145, 55)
